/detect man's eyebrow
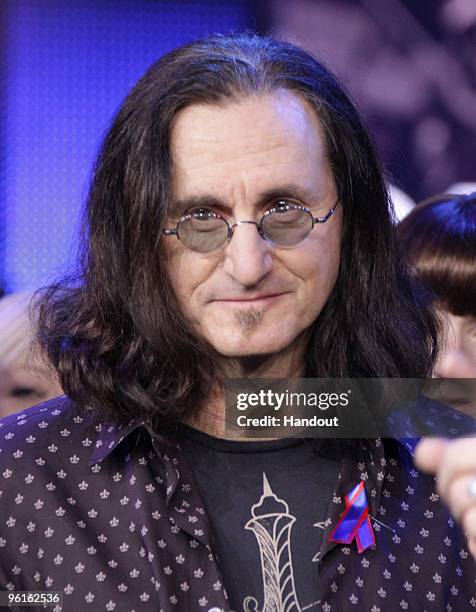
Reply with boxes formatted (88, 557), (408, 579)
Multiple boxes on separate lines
(257, 185), (319, 206)
(169, 184), (320, 216)
(168, 195), (225, 215)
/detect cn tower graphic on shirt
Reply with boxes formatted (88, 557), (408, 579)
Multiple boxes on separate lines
(243, 473), (302, 612)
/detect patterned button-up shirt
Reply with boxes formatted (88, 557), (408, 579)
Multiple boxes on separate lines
(0, 395), (475, 611)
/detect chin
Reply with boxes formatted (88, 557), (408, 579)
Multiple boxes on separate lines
(198, 315), (305, 360)
(217, 347), (278, 359)
(207, 335), (294, 359)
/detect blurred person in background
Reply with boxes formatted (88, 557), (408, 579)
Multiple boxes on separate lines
(399, 192), (476, 378)
(0, 292), (63, 417)
(398, 192), (476, 416)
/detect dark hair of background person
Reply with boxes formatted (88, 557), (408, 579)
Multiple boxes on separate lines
(35, 33), (440, 430)
(398, 192), (476, 317)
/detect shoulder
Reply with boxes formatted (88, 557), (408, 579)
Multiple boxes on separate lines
(1, 395), (76, 427)
(0, 396), (102, 470)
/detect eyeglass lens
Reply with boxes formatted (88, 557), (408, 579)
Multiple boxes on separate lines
(177, 211), (229, 253)
(177, 207), (314, 253)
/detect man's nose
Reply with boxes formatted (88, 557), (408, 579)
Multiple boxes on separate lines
(222, 222), (273, 286)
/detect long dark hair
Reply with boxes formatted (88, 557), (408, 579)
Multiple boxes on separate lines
(36, 33), (439, 428)
(398, 192), (476, 317)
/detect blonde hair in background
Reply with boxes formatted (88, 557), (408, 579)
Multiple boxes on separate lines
(0, 293), (37, 364)
(0, 292), (63, 417)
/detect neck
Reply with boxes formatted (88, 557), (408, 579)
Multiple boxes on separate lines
(183, 343), (306, 439)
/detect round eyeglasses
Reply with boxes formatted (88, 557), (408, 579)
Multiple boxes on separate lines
(162, 200), (339, 253)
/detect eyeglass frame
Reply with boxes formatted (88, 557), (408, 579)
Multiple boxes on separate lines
(162, 199), (339, 251)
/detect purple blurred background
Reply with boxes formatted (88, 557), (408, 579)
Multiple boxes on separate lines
(1, 0), (475, 293)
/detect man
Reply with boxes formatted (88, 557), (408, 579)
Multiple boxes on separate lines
(0, 33), (475, 611)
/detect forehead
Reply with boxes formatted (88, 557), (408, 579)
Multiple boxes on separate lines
(169, 90), (332, 207)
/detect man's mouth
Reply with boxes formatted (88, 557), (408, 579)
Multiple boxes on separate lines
(212, 292), (289, 305)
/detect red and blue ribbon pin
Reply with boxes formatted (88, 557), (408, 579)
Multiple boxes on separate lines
(327, 480), (375, 553)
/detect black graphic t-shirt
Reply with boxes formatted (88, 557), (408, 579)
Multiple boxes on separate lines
(177, 426), (343, 612)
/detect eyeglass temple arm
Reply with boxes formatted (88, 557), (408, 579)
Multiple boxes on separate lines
(162, 228), (177, 235)
(313, 201), (339, 224)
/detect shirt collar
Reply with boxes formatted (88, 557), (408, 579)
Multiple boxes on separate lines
(90, 388), (476, 466)
(382, 393), (476, 458)
(88, 415), (421, 467)
(88, 416), (178, 466)
(88, 384), (476, 466)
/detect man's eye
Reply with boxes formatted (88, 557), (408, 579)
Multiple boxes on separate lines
(188, 208), (216, 219)
(274, 200), (291, 211)
(10, 386), (38, 398)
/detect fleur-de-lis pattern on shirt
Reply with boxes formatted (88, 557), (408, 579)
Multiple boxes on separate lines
(0, 396), (475, 611)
